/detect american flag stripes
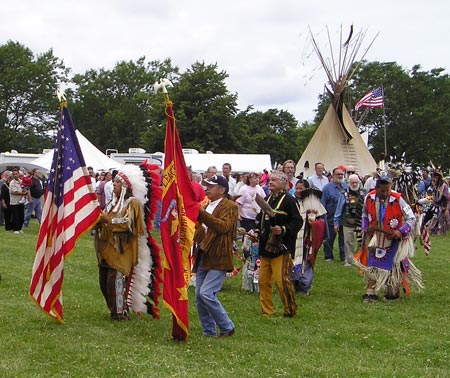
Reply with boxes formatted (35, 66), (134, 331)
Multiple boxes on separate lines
(420, 225), (431, 255)
(29, 104), (101, 323)
(355, 86), (384, 110)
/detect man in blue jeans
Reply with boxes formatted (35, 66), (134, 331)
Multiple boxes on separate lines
(321, 167), (347, 261)
(24, 169), (44, 226)
(192, 175), (237, 337)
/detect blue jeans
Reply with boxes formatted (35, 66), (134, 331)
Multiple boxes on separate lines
(195, 264), (234, 336)
(24, 197), (43, 226)
(153, 200), (162, 230)
(323, 222), (345, 261)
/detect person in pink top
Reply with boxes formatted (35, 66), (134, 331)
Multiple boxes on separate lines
(235, 172), (266, 231)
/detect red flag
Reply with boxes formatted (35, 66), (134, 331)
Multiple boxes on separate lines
(29, 103), (101, 323)
(161, 98), (200, 340)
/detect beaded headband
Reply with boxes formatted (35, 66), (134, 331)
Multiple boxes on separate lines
(115, 172), (132, 190)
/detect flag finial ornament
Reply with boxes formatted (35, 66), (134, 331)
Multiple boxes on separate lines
(153, 78), (173, 95)
(56, 88), (67, 108)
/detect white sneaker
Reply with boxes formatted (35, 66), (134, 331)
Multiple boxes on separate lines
(14, 231), (20, 234)
(344, 262), (352, 267)
(19, 230), (24, 234)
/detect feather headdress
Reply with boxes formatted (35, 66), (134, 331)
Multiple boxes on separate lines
(114, 163), (162, 318)
(385, 155), (420, 205)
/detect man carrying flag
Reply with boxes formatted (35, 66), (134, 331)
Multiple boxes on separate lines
(157, 79), (200, 340)
(192, 174), (238, 337)
(355, 86), (384, 110)
(29, 91), (101, 323)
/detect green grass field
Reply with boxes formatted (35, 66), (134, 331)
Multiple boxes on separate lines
(1, 219), (449, 377)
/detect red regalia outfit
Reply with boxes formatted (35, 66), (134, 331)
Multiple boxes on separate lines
(354, 189), (423, 296)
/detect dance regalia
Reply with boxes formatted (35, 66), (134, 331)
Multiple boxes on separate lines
(292, 188), (327, 294)
(241, 230), (260, 293)
(354, 190), (423, 294)
(96, 197), (144, 276)
(95, 163), (162, 320)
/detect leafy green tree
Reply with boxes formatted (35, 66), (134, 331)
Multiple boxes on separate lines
(70, 57), (178, 154)
(0, 41), (69, 152)
(161, 61), (242, 153)
(143, 61), (305, 166)
(349, 62), (450, 168)
(296, 120), (317, 159)
(235, 107), (301, 165)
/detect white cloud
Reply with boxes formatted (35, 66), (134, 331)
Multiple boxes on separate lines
(1, 0), (449, 123)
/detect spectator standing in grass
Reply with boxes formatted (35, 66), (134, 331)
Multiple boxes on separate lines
(308, 162), (328, 191)
(23, 169), (44, 227)
(232, 173), (248, 198)
(321, 167), (347, 261)
(0, 170), (9, 226)
(282, 159), (298, 195)
(222, 163), (236, 195)
(417, 169), (431, 197)
(202, 166), (218, 190)
(1, 172), (12, 231)
(97, 171), (112, 210)
(87, 166), (96, 187)
(235, 172), (266, 231)
(9, 168), (27, 234)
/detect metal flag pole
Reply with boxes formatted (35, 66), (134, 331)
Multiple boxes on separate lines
(381, 85), (387, 156)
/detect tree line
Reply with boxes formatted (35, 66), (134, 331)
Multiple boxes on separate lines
(1, 40), (449, 170)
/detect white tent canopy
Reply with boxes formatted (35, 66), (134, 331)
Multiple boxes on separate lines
(0, 151), (45, 173)
(30, 130), (120, 173)
(183, 154), (272, 173)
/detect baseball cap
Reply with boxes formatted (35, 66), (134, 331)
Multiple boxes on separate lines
(202, 175), (229, 193)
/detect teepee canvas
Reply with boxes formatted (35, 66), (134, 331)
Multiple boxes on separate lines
(296, 26), (377, 178)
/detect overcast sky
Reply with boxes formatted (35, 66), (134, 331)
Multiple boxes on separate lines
(1, 0), (449, 122)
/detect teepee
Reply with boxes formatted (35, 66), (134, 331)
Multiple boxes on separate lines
(296, 26), (377, 178)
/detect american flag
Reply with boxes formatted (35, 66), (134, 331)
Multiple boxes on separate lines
(420, 224), (431, 255)
(29, 104), (101, 323)
(355, 86), (384, 110)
